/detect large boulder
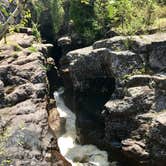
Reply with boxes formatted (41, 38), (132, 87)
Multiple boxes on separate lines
(103, 74), (166, 165)
(60, 32), (166, 165)
(0, 33), (70, 165)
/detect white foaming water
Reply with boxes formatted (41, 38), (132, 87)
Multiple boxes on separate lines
(54, 88), (109, 166)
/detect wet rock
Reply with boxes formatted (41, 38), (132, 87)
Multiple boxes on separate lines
(48, 107), (66, 139)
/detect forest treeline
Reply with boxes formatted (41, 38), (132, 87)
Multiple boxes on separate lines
(0, 0), (166, 44)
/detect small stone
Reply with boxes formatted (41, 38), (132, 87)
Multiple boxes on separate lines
(47, 57), (55, 65)
(58, 36), (72, 46)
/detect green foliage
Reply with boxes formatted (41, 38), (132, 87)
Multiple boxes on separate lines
(9, 43), (23, 52)
(32, 22), (41, 42)
(31, 0), (64, 33)
(0, 4), (9, 17)
(123, 68), (146, 80)
(0, 0), (29, 41)
(20, 9), (32, 27)
(50, 0), (64, 34)
(9, 8), (32, 34)
(65, 0), (166, 43)
(70, 0), (94, 43)
(122, 37), (135, 50)
(27, 0), (166, 44)
(69, 0), (108, 44)
(0, 127), (12, 165)
(108, 0), (165, 35)
(0, 159), (12, 166)
(157, 0), (166, 5)
(1, 0), (165, 44)
(28, 46), (38, 52)
(31, 0), (45, 23)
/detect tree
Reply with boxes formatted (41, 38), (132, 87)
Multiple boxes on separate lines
(107, 0), (161, 35)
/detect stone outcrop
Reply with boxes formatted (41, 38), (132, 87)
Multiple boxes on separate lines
(0, 32), (71, 165)
(103, 74), (166, 165)
(60, 32), (166, 165)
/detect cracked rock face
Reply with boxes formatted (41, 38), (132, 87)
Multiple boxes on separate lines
(60, 32), (166, 165)
(0, 33), (71, 165)
(100, 34), (166, 165)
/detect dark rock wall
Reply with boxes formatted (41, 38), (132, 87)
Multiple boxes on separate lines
(60, 33), (166, 165)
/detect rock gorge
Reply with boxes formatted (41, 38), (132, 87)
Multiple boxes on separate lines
(60, 33), (166, 166)
(0, 29), (166, 165)
(1, 0), (166, 165)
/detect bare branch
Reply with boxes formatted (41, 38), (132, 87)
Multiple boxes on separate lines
(0, 0), (28, 40)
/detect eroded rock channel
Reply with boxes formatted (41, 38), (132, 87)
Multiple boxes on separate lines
(58, 33), (166, 166)
(0, 31), (166, 166)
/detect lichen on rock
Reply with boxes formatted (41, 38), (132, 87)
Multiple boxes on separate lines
(0, 32), (71, 165)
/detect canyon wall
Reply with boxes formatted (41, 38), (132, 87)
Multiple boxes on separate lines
(0, 31), (70, 165)
(60, 33), (166, 165)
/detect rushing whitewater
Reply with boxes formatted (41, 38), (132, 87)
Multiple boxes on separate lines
(54, 88), (109, 166)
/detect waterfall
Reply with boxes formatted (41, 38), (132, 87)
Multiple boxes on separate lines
(54, 88), (109, 166)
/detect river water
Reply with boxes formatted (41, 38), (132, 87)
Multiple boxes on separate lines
(54, 88), (109, 166)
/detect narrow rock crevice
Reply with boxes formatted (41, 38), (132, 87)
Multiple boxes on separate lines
(53, 33), (166, 166)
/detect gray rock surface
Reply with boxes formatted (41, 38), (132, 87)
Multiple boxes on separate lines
(60, 32), (166, 165)
(0, 33), (71, 165)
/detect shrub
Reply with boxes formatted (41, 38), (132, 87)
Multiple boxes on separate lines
(108, 0), (165, 35)
(69, 0), (110, 44)
(32, 22), (41, 42)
